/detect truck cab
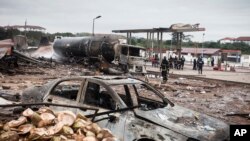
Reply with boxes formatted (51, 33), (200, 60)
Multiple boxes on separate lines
(116, 44), (147, 74)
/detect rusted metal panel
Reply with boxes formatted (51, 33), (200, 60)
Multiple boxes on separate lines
(0, 39), (14, 59)
(0, 47), (9, 59)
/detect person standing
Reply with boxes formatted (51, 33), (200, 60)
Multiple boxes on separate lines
(151, 55), (155, 67)
(177, 58), (181, 70)
(169, 55), (173, 69)
(160, 56), (169, 83)
(197, 56), (204, 74)
(180, 56), (185, 70)
(173, 56), (178, 69)
(155, 55), (159, 68)
(193, 58), (197, 70)
(211, 57), (214, 67)
(207, 57), (211, 66)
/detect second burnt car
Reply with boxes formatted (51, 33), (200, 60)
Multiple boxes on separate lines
(19, 76), (229, 141)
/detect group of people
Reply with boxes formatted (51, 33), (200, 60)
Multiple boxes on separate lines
(193, 56), (214, 74)
(207, 57), (215, 67)
(159, 55), (185, 83)
(157, 55), (216, 83)
(168, 55), (185, 70)
(192, 56), (204, 74)
(151, 55), (160, 67)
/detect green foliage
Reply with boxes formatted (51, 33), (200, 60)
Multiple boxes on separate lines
(221, 42), (250, 54)
(53, 32), (75, 37)
(75, 32), (92, 36)
(130, 37), (138, 46)
(0, 27), (6, 40)
(203, 41), (220, 48)
(25, 31), (44, 46)
(0, 28), (20, 40)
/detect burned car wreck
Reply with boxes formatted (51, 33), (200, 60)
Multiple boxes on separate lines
(2, 76), (229, 141)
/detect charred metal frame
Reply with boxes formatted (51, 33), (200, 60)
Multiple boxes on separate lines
(113, 27), (205, 60)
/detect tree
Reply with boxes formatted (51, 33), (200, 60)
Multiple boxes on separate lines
(0, 27), (7, 40)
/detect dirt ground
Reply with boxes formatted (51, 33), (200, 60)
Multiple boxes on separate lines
(0, 63), (249, 125)
(149, 76), (250, 125)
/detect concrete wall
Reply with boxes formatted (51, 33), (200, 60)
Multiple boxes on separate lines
(220, 40), (234, 44)
(241, 55), (250, 67)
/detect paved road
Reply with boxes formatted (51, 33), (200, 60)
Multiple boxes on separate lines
(146, 63), (250, 84)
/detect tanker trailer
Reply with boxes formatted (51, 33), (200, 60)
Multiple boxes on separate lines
(53, 36), (115, 63)
(53, 36), (147, 74)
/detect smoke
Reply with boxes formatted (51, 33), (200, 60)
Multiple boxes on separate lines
(31, 45), (54, 58)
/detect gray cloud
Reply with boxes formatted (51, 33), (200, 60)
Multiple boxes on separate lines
(0, 0), (249, 41)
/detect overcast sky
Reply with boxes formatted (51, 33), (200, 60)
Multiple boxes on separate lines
(0, 0), (250, 41)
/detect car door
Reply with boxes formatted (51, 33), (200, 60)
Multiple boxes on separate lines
(121, 84), (185, 141)
(44, 78), (85, 113)
(78, 79), (128, 140)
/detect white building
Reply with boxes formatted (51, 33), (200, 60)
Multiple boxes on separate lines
(219, 37), (235, 44)
(235, 37), (250, 45)
(219, 36), (250, 45)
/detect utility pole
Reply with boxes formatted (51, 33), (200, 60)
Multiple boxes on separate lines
(24, 19), (27, 37)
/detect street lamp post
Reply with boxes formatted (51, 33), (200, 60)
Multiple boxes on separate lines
(92, 15), (101, 36)
(202, 33), (205, 57)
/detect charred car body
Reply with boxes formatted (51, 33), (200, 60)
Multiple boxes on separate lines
(53, 36), (146, 74)
(8, 76), (230, 141)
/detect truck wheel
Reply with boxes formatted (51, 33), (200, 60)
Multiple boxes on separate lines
(123, 64), (129, 73)
(135, 138), (155, 141)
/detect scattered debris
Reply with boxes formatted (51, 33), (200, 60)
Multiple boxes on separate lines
(200, 90), (206, 94)
(1, 85), (11, 90)
(214, 94), (223, 98)
(179, 77), (186, 80)
(0, 63), (249, 126)
(186, 86), (193, 90)
(203, 125), (216, 131)
(244, 99), (250, 103)
(226, 112), (250, 119)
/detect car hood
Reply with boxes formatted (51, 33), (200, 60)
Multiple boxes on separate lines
(21, 81), (56, 103)
(134, 105), (229, 141)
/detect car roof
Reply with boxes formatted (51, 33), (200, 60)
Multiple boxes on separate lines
(91, 76), (143, 85)
(100, 78), (142, 85)
(53, 76), (143, 85)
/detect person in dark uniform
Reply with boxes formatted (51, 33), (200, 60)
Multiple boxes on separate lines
(169, 55), (173, 69)
(193, 58), (197, 70)
(180, 56), (185, 70)
(173, 56), (178, 69)
(155, 55), (159, 68)
(151, 55), (155, 67)
(160, 56), (169, 83)
(211, 57), (214, 67)
(197, 56), (204, 74)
